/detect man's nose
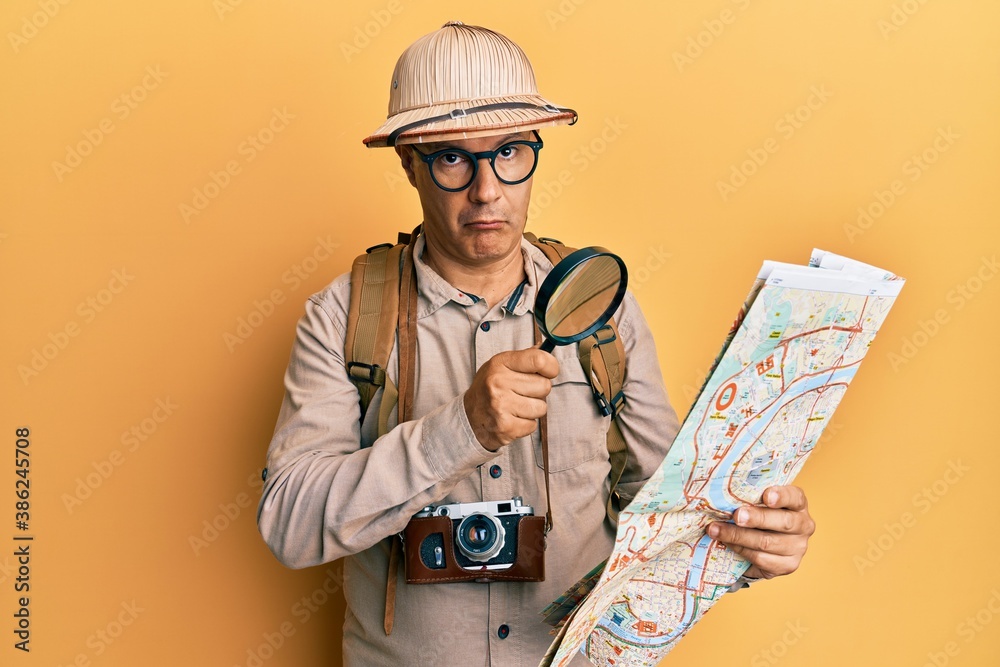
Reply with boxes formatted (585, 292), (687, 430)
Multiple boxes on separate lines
(467, 157), (503, 203)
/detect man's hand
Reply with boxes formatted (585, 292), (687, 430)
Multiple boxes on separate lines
(464, 347), (559, 452)
(706, 485), (816, 581)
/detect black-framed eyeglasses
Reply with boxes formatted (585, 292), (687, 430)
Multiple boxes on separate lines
(409, 132), (543, 192)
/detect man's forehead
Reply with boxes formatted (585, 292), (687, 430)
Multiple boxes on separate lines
(417, 130), (533, 151)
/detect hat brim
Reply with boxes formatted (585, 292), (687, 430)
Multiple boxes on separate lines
(362, 94), (577, 148)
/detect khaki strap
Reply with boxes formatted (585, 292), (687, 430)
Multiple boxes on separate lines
(345, 244), (403, 419)
(376, 381), (398, 438)
(604, 422), (628, 522)
(397, 240), (418, 424)
(384, 538), (400, 635)
(579, 319), (628, 522)
(384, 232), (420, 636)
(524, 232), (573, 265)
(527, 232), (629, 522)
(534, 320), (554, 533)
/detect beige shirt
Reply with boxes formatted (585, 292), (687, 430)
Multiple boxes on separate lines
(258, 233), (695, 666)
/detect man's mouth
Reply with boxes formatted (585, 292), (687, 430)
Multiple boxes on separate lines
(465, 219), (505, 230)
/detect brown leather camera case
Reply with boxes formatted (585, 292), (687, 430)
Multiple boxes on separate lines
(403, 514), (546, 584)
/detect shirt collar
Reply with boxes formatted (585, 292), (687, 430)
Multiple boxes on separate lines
(411, 232), (555, 320)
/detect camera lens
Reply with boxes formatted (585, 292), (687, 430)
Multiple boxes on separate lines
(456, 513), (505, 562)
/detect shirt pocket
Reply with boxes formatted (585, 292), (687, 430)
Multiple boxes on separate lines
(532, 344), (610, 472)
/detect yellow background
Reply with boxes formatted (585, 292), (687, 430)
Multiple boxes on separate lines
(3, 0), (998, 665)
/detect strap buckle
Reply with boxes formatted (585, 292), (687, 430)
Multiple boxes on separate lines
(592, 389), (625, 418)
(608, 390), (626, 418)
(593, 390), (612, 417)
(542, 104), (560, 114)
(592, 324), (617, 346)
(448, 108), (468, 120)
(347, 362), (386, 386)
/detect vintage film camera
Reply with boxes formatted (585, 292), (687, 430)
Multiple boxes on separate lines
(401, 497), (546, 584)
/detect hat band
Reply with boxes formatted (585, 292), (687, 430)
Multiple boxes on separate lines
(386, 102), (577, 147)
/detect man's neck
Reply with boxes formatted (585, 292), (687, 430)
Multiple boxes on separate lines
(422, 241), (526, 308)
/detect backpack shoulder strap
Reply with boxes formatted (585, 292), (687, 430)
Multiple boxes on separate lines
(344, 241), (404, 437)
(523, 232), (574, 264)
(525, 233), (630, 523)
(578, 323), (628, 522)
(344, 227), (421, 438)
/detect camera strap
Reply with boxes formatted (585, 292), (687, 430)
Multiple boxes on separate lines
(380, 232), (554, 635)
(384, 234), (418, 636)
(533, 320), (554, 534)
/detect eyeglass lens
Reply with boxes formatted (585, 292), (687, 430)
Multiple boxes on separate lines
(431, 143), (537, 190)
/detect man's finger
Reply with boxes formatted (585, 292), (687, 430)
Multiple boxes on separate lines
(724, 544), (798, 578)
(510, 374), (554, 400)
(707, 523), (805, 557)
(502, 348), (560, 379)
(509, 395), (549, 421)
(733, 505), (814, 535)
(760, 485), (808, 512)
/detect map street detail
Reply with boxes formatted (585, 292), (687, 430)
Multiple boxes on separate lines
(540, 249), (905, 667)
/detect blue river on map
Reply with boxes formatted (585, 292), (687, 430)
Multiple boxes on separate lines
(596, 363), (857, 648)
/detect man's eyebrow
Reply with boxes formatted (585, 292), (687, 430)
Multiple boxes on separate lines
(420, 132), (531, 152)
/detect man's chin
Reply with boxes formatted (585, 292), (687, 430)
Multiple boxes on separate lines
(462, 224), (520, 260)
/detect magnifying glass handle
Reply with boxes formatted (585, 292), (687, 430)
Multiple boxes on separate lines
(539, 338), (556, 354)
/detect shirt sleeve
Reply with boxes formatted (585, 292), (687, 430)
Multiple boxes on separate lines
(256, 290), (497, 569)
(611, 292), (682, 508)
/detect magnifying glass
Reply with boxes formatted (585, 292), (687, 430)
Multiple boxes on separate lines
(534, 247), (628, 353)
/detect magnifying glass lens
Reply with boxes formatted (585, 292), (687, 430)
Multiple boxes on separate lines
(534, 247), (628, 352)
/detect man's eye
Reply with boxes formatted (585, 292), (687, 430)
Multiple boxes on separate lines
(497, 145), (518, 159)
(438, 152), (467, 166)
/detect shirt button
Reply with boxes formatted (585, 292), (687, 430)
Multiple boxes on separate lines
(480, 321), (491, 332)
(489, 464), (502, 479)
(497, 624), (510, 639)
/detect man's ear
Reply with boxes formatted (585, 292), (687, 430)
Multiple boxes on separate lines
(395, 145), (418, 188)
